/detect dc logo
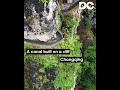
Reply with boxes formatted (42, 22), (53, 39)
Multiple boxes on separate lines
(79, 2), (94, 9)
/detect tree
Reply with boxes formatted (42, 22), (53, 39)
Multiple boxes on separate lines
(39, 0), (50, 3)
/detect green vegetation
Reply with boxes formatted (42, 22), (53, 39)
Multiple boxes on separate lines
(24, 33), (82, 89)
(61, 15), (78, 39)
(82, 41), (96, 90)
(39, 0), (50, 3)
(85, 18), (92, 29)
(55, 3), (62, 30)
(24, 16), (83, 89)
(55, 15), (61, 30)
(53, 34), (82, 89)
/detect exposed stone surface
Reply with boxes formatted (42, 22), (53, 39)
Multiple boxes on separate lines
(24, 0), (60, 42)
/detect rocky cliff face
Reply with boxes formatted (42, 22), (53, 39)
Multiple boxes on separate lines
(24, 0), (61, 42)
